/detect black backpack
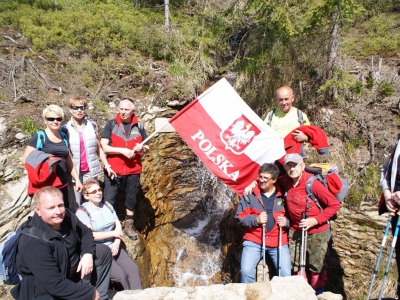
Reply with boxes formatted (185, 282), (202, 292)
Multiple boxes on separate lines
(0, 220), (53, 285)
(266, 108), (305, 126)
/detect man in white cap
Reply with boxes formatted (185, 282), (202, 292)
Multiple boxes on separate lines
(279, 153), (340, 295)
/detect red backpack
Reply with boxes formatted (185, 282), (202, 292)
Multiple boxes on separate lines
(305, 163), (348, 215)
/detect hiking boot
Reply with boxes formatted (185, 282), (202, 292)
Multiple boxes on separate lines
(124, 219), (138, 240)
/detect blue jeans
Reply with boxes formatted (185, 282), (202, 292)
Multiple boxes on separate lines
(240, 240), (291, 283)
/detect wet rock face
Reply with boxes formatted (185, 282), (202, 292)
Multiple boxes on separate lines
(134, 131), (242, 287)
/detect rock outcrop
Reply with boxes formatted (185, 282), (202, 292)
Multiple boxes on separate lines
(113, 276), (341, 300)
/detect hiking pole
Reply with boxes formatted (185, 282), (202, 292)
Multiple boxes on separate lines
(378, 211), (400, 300)
(278, 226), (282, 277)
(262, 224), (266, 282)
(300, 212), (308, 278)
(366, 212), (394, 300)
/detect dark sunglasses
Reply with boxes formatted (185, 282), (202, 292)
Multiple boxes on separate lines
(86, 188), (103, 195)
(46, 117), (62, 122)
(71, 106), (86, 111)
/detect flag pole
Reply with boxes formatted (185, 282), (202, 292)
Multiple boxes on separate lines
(139, 121), (171, 146)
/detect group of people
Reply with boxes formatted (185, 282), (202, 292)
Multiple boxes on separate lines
(11, 84), (400, 299)
(15, 97), (148, 299)
(236, 85), (400, 299)
(235, 86), (338, 294)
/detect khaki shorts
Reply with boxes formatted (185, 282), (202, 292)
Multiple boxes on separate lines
(289, 229), (328, 273)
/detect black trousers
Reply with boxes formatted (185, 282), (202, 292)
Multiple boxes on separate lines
(82, 244), (112, 300)
(103, 173), (140, 212)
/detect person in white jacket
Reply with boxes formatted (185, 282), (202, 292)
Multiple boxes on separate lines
(63, 97), (115, 212)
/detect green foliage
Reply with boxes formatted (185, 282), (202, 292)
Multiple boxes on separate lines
(342, 13), (400, 58)
(93, 99), (108, 113)
(346, 163), (381, 209)
(377, 81), (395, 98)
(0, 0), (227, 77)
(18, 117), (38, 137)
(346, 137), (364, 152)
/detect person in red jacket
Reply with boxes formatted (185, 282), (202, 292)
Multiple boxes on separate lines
(279, 153), (340, 294)
(100, 99), (149, 240)
(235, 163), (291, 283)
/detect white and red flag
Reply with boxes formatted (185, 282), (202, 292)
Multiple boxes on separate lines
(169, 78), (285, 195)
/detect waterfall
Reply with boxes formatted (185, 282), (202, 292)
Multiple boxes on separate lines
(172, 160), (234, 287)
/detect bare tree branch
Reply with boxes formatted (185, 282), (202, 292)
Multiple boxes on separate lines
(29, 59), (62, 93)
(2, 35), (16, 43)
(93, 73), (105, 99)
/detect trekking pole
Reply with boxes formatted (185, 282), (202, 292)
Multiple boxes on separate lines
(262, 224), (266, 282)
(278, 226), (282, 277)
(300, 212), (308, 278)
(378, 211), (400, 300)
(366, 212), (394, 300)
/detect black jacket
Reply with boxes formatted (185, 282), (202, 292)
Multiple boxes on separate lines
(11, 210), (96, 300)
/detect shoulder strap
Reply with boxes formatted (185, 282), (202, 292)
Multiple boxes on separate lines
(77, 206), (91, 218)
(104, 201), (115, 213)
(305, 175), (324, 213)
(297, 109), (304, 126)
(266, 110), (274, 126)
(36, 130), (45, 150)
(242, 194), (251, 205)
(108, 119), (117, 146)
(59, 130), (69, 148)
(35, 130), (68, 150)
(138, 121), (145, 137)
(21, 226), (51, 244)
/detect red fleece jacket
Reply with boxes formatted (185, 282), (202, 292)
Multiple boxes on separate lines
(279, 171), (340, 234)
(278, 125), (330, 164)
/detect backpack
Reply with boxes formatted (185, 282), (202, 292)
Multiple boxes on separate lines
(0, 220), (52, 285)
(77, 201), (115, 218)
(266, 108), (305, 126)
(304, 163), (349, 216)
(36, 130), (69, 150)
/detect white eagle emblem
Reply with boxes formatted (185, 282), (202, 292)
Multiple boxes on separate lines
(221, 116), (260, 154)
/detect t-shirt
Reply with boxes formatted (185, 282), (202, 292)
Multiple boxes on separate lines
(261, 192), (276, 232)
(54, 222), (81, 281)
(264, 108), (310, 138)
(28, 131), (70, 184)
(76, 202), (118, 246)
(79, 132), (89, 172)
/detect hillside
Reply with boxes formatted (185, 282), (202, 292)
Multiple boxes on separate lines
(0, 0), (399, 299)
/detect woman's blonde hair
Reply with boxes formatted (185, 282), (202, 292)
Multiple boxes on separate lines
(68, 97), (87, 108)
(42, 104), (64, 120)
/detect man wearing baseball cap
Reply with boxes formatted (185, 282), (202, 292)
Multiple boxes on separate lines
(279, 153), (340, 294)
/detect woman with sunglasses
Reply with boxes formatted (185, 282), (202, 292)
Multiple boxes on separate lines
(76, 179), (142, 291)
(62, 97), (115, 212)
(22, 104), (81, 207)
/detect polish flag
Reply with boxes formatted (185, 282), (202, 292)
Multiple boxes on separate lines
(169, 78), (285, 195)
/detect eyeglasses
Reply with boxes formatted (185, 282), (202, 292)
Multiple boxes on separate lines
(258, 176), (273, 182)
(86, 188), (102, 195)
(46, 117), (62, 122)
(71, 106), (86, 111)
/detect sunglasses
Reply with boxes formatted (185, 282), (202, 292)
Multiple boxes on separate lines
(86, 188), (103, 195)
(71, 106), (86, 111)
(46, 117), (62, 122)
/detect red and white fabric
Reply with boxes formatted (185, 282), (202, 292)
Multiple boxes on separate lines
(169, 78), (285, 195)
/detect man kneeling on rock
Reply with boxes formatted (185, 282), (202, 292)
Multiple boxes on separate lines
(235, 163), (291, 283)
(11, 186), (112, 300)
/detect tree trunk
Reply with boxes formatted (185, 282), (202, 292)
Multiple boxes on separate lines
(165, 0), (170, 32)
(326, 12), (339, 100)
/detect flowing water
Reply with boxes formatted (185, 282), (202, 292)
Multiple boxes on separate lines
(172, 160), (235, 287)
